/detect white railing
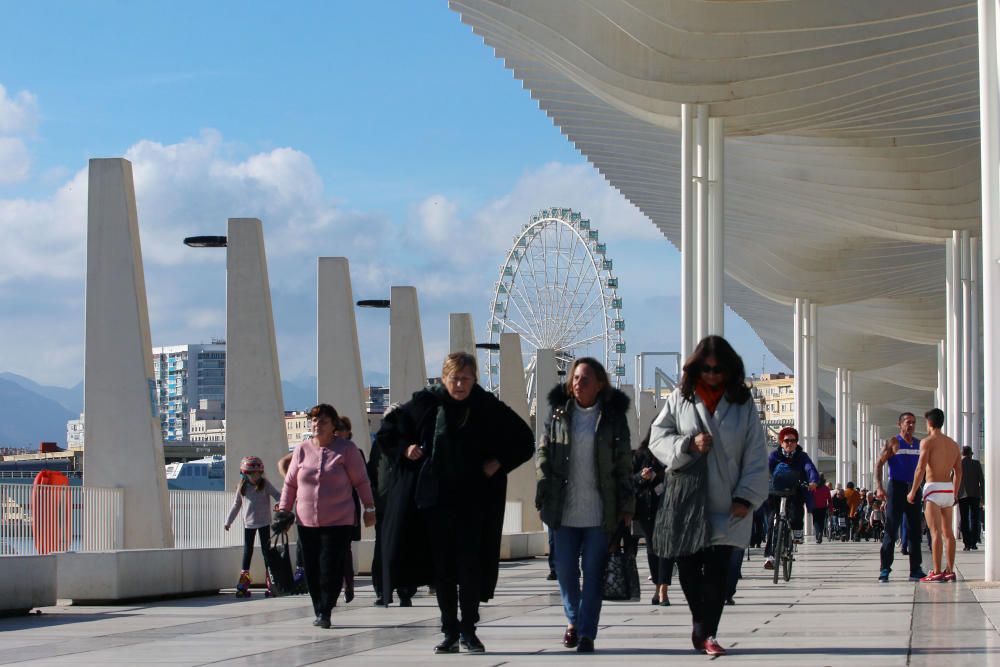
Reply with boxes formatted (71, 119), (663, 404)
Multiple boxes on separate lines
(169, 489), (242, 549)
(502, 501), (523, 534)
(0, 483), (123, 556)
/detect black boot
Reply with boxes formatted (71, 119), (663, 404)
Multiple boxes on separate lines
(434, 633), (460, 654)
(460, 632), (485, 653)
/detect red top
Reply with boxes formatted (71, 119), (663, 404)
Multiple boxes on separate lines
(695, 380), (726, 416)
(279, 437), (374, 528)
(811, 485), (831, 509)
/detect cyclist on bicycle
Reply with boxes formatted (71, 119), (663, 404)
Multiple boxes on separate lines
(764, 427), (819, 570)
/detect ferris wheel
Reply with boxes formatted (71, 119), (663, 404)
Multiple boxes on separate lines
(486, 207), (626, 398)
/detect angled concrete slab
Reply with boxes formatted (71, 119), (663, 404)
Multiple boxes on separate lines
(499, 333), (540, 532)
(389, 286), (427, 405)
(448, 313), (476, 356)
(225, 218), (288, 486)
(84, 158), (172, 550)
(317, 258), (371, 456)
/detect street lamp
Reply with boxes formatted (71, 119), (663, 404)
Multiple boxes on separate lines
(356, 299), (390, 308)
(183, 235), (227, 248)
(475, 343), (500, 351)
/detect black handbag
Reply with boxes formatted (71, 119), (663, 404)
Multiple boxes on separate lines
(265, 531), (298, 596)
(603, 524), (641, 601)
(652, 411), (711, 559)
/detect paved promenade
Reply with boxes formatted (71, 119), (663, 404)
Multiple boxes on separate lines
(1, 541), (998, 666)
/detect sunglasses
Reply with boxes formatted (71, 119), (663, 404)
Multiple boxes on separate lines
(782, 438), (798, 444)
(701, 364), (723, 374)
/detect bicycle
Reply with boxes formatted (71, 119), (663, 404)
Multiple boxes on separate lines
(769, 488), (797, 584)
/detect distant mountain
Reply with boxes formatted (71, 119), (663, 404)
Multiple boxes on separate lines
(0, 372), (83, 415)
(0, 377), (75, 448)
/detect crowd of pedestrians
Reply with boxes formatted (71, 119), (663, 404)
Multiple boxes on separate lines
(218, 334), (986, 657)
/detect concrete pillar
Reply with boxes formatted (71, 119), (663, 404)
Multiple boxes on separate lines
(225, 218), (288, 488)
(708, 117), (725, 336)
(976, 0), (999, 579)
(499, 333), (539, 532)
(970, 238), (982, 458)
(794, 298), (805, 435)
(844, 371), (853, 486)
(84, 158), (173, 550)
(620, 384), (640, 450)
(807, 303), (819, 465)
(389, 286), (428, 405)
(947, 232), (965, 440)
(534, 348), (558, 442)
(318, 258), (370, 457)
(680, 103), (695, 359)
(937, 339), (948, 414)
(639, 390), (657, 442)
(835, 368), (844, 486)
(961, 231), (975, 450)
(449, 313), (476, 357)
(695, 104), (710, 341)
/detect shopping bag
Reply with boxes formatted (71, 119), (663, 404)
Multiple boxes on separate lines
(266, 531), (298, 596)
(603, 524), (641, 601)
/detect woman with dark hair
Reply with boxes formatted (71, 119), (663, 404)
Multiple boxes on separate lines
(375, 352), (534, 654)
(632, 430), (674, 606)
(649, 336), (768, 656)
(276, 403), (375, 629)
(537, 357), (634, 653)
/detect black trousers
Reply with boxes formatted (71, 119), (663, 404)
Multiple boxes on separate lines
(298, 524), (353, 618)
(959, 497), (982, 547)
(426, 505), (484, 635)
(242, 526), (271, 571)
(637, 515), (675, 586)
(764, 493), (805, 557)
(811, 508), (827, 540)
(677, 545), (733, 639)
(880, 480), (923, 575)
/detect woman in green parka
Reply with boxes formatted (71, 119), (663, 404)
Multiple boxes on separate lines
(536, 357), (634, 653)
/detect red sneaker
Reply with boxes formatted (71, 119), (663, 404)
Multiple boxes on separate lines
(941, 570), (957, 583)
(703, 637), (727, 656)
(920, 571), (945, 583)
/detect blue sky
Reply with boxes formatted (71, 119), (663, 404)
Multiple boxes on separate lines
(0, 1), (784, 392)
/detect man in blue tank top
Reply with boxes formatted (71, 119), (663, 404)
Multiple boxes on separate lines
(874, 413), (926, 582)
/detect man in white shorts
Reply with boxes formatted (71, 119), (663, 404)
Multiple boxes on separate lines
(907, 408), (962, 582)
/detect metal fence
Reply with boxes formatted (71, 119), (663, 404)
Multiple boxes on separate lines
(0, 483), (123, 556)
(169, 489), (242, 549)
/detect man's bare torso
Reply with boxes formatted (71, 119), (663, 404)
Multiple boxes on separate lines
(920, 432), (961, 483)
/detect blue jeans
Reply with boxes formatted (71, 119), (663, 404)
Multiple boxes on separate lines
(553, 526), (608, 640)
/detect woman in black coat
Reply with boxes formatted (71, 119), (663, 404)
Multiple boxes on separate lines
(632, 431), (675, 606)
(375, 352), (534, 654)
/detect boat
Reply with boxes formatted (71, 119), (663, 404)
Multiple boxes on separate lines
(165, 455), (225, 491)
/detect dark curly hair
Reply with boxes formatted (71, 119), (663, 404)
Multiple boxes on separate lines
(679, 335), (752, 405)
(308, 403), (339, 423)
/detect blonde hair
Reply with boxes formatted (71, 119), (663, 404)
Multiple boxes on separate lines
(442, 352), (478, 379)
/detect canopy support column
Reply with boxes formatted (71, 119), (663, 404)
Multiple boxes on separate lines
(680, 104), (695, 359)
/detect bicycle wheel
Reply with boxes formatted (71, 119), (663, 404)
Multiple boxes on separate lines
(772, 520), (783, 584)
(782, 528), (793, 582)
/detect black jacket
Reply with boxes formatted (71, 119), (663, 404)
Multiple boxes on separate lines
(374, 384), (534, 601)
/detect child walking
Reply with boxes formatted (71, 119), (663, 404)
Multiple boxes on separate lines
(225, 456), (281, 597)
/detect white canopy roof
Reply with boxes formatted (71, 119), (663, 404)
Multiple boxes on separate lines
(449, 0), (982, 428)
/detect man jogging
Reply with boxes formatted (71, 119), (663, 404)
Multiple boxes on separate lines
(874, 413), (926, 582)
(907, 409), (962, 582)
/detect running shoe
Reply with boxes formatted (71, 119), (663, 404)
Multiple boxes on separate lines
(919, 571), (944, 583)
(763, 557), (775, 570)
(878, 569), (890, 583)
(703, 637), (727, 656)
(909, 570), (928, 582)
(941, 571), (957, 583)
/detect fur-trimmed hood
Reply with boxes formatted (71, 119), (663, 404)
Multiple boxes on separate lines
(547, 383), (630, 416)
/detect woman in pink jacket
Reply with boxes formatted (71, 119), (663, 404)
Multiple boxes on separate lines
(278, 403), (375, 629)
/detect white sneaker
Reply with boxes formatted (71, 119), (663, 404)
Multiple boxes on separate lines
(792, 530), (803, 544)
(763, 556), (775, 570)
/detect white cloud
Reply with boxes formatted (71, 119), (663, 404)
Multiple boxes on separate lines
(0, 84), (38, 135)
(0, 84), (38, 184)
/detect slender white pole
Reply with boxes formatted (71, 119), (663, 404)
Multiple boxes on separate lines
(937, 339), (948, 412)
(970, 237), (982, 458)
(961, 230), (974, 449)
(680, 104), (695, 358)
(845, 370), (853, 485)
(695, 104), (710, 341)
(708, 116), (725, 335)
(948, 231), (965, 439)
(808, 302), (819, 466)
(835, 368), (844, 485)
(794, 298), (805, 436)
(976, 0), (999, 581)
